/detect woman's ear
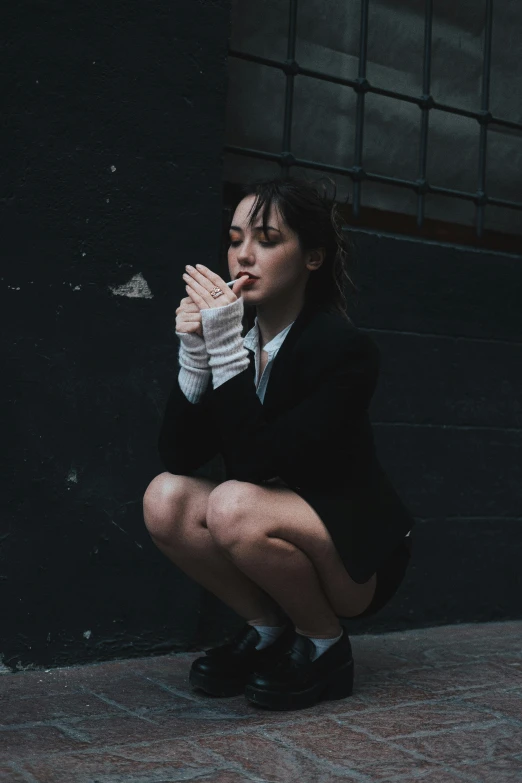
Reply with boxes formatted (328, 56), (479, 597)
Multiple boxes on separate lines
(307, 247), (326, 271)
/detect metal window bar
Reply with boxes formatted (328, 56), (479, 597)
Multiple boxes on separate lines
(225, 0), (522, 240)
(417, 0), (433, 230)
(476, 0), (494, 237)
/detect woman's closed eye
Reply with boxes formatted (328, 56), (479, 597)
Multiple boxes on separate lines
(229, 240), (275, 247)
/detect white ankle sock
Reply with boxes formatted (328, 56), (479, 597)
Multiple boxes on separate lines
(249, 623), (287, 650)
(296, 628), (344, 661)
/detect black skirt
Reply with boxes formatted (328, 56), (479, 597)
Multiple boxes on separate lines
(290, 474), (416, 585)
(347, 533), (413, 619)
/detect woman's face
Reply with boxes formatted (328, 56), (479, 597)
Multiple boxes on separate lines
(227, 195), (311, 306)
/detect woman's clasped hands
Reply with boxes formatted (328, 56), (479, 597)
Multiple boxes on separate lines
(175, 264), (250, 338)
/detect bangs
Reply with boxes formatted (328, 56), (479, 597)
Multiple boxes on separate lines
(244, 188), (280, 240)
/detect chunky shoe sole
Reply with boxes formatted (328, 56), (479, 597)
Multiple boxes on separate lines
(244, 657), (354, 710)
(188, 667), (248, 697)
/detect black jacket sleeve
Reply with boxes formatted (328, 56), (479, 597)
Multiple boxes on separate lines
(207, 329), (380, 486)
(157, 371), (220, 475)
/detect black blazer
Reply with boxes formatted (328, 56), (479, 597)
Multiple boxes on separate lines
(158, 301), (416, 583)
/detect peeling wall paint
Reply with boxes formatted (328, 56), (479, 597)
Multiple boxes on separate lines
(109, 273), (154, 299)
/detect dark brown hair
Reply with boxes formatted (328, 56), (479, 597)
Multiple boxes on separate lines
(223, 175), (359, 333)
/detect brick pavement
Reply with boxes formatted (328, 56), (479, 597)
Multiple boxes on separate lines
(1, 620), (521, 782)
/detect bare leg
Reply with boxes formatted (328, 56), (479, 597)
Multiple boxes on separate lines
(206, 481), (377, 638)
(143, 472), (287, 626)
(218, 533), (343, 639)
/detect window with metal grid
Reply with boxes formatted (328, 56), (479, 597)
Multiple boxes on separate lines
(222, 0), (521, 253)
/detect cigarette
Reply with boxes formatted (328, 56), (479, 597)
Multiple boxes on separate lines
(226, 279), (237, 286)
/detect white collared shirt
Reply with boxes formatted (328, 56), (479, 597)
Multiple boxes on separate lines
(243, 315), (296, 404)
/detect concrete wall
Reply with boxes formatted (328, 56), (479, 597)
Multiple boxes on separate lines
(1, 0), (233, 671)
(349, 229), (522, 631)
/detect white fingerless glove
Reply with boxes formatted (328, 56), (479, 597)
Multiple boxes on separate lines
(175, 331), (211, 404)
(200, 297), (250, 390)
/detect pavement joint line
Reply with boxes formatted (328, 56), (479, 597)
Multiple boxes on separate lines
(48, 705), (236, 731)
(352, 726), (521, 779)
(5, 762), (40, 783)
(182, 741), (307, 783)
(48, 720), (94, 743)
(348, 626), (522, 647)
(443, 696), (522, 729)
(140, 704), (245, 721)
(413, 636), (522, 647)
(312, 692), (494, 717)
(445, 684), (522, 696)
(419, 645), (522, 655)
(187, 697), (444, 725)
(139, 673), (222, 707)
(376, 768), (479, 783)
(0, 721), (288, 760)
(2, 735), (261, 762)
(338, 718), (503, 741)
(75, 687), (160, 725)
(365, 659), (522, 674)
(448, 759), (522, 783)
(379, 771), (458, 783)
(396, 675), (516, 692)
(164, 767), (252, 783)
(170, 688), (457, 720)
(0, 719), (84, 733)
(454, 754), (522, 768)
(258, 725), (469, 781)
(400, 682), (516, 697)
(254, 728), (375, 781)
(306, 723), (498, 783)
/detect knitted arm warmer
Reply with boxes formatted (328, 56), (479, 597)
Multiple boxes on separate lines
(175, 331), (211, 404)
(200, 296), (250, 390)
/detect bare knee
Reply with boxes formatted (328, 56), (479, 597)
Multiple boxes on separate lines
(142, 472), (192, 543)
(206, 480), (255, 550)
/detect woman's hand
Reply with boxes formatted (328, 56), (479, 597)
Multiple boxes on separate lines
(175, 294), (205, 337)
(182, 264), (250, 310)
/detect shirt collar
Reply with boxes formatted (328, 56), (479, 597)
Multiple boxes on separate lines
(244, 315), (296, 355)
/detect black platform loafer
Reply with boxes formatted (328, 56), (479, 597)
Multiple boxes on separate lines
(189, 622), (295, 697)
(244, 626), (354, 710)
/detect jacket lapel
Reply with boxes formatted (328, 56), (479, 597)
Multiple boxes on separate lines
(261, 303), (322, 414)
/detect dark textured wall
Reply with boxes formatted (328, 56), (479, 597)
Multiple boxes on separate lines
(348, 230), (522, 632)
(1, 0), (233, 671)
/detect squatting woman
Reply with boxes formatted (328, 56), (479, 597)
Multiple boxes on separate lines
(143, 176), (415, 711)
